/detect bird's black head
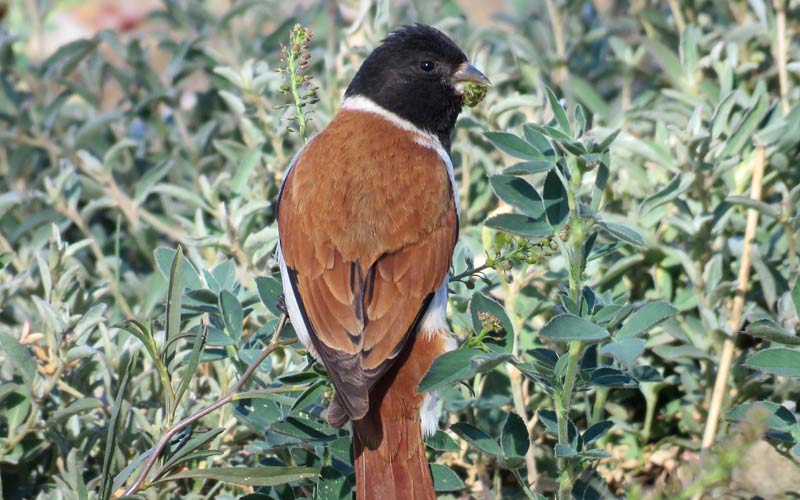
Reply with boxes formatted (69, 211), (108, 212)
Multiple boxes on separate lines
(345, 24), (490, 151)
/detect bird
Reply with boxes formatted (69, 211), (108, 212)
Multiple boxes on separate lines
(276, 24), (489, 500)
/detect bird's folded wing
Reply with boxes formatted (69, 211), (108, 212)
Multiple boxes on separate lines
(280, 205), (456, 420)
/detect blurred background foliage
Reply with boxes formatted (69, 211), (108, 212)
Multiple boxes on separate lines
(0, 0), (799, 498)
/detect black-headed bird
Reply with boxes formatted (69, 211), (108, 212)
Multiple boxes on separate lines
(276, 24), (489, 500)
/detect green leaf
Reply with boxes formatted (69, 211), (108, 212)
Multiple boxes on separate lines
(134, 161), (172, 202)
(616, 301), (676, 339)
(543, 169), (569, 226)
(51, 398), (102, 422)
(0, 251), (14, 271)
(590, 368), (638, 388)
(100, 352), (136, 500)
(164, 246), (185, 365)
(154, 247), (203, 290)
(452, 422), (503, 456)
(418, 349), (513, 393)
(219, 290), (243, 341)
(316, 466), (354, 500)
(426, 430), (460, 451)
(470, 292), (514, 352)
(569, 76), (611, 118)
(745, 319), (800, 346)
(582, 420), (614, 445)
(523, 124), (555, 154)
(0, 383), (21, 402)
(726, 195), (780, 219)
(484, 132), (542, 160)
(596, 220), (645, 247)
(270, 416), (335, 442)
(640, 173), (695, 215)
(711, 91), (738, 141)
(644, 39), (682, 87)
(430, 463), (465, 492)
(501, 413), (530, 462)
(159, 428), (225, 476)
(745, 348), (800, 377)
(42, 38), (99, 78)
(502, 159), (555, 175)
(290, 380), (326, 413)
(546, 87), (571, 135)
(256, 276), (284, 317)
(597, 129), (621, 152)
(555, 443), (578, 457)
(157, 466), (317, 486)
(726, 401), (799, 435)
(0, 331), (35, 385)
(489, 175), (545, 219)
(540, 315), (610, 342)
(484, 214), (552, 239)
(600, 338), (646, 367)
(174, 329), (206, 406)
(232, 150), (262, 195)
(720, 85), (770, 159)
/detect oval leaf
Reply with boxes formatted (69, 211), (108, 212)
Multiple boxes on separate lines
(745, 348), (800, 377)
(616, 301), (676, 339)
(452, 422), (503, 456)
(489, 175), (545, 219)
(484, 214), (552, 239)
(540, 314), (609, 342)
(431, 463), (465, 492)
(484, 131), (542, 160)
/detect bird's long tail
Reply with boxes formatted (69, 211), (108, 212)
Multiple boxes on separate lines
(352, 330), (448, 500)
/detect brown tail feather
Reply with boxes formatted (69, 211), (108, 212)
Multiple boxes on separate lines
(352, 331), (447, 500)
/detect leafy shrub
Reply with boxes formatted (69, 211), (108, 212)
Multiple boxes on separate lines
(1, 1), (798, 499)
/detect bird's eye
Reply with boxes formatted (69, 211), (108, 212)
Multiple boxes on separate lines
(419, 60), (435, 72)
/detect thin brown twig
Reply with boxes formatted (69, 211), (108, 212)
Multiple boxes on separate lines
(121, 316), (293, 496)
(774, 0), (790, 116)
(544, 0), (567, 86)
(700, 145), (767, 452)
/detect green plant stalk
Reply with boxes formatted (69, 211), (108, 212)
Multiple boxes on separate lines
(555, 156), (590, 499)
(641, 384), (658, 443)
(500, 258), (540, 489)
(590, 386), (608, 425)
(556, 340), (584, 499)
(782, 220), (798, 274)
(122, 316), (293, 496)
(287, 46), (309, 142)
(774, 0), (790, 115)
(511, 467), (537, 500)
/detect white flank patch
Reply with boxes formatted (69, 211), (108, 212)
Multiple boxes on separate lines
(419, 278), (449, 337)
(276, 243), (312, 351)
(418, 276), (457, 436)
(420, 392), (440, 437)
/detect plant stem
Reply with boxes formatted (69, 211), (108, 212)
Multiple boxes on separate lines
(511, 467), (538, 500)
(122, 316), (293, 496)
(590, 387), (608, 425)
(774, 0), (790, 116)
(783, 221), (799, 276)
(554, 154), (590, 499)
(544, 0), (567, 86)
(701, 145), (766, 451)
(285, 27), (310, 142)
